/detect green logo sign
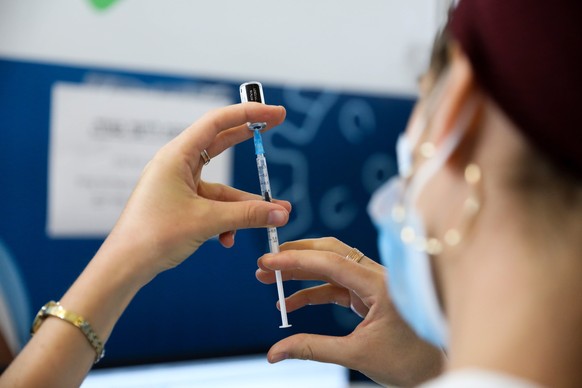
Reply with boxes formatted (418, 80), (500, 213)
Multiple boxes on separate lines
(89, 0), (120, 11)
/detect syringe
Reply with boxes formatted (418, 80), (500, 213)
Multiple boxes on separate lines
(253, 128), (291, 328)
(240, 81), (291, 329)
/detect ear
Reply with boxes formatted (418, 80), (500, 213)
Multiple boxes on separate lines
(426, 43), (483, 170)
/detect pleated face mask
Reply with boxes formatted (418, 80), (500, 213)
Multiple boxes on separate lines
(368, 96), (478, 349)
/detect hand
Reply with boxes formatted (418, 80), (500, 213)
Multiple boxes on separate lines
(256, 237), (445, 387)
(0, 103), (292, 388)
(107, 102), (291, 283)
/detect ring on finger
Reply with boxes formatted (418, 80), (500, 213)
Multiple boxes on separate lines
(200, 149), (211, 165)
(345, 247), (365, 263)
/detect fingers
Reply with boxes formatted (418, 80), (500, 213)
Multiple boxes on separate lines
(268, 334), (357, 369)
(282, 284), (352, 312)
(204, 123), (254, 160)
(280, 284), (369, 317)
(256, 250), (336, 285)
(199, 182), (292, 213)
(193, 181), (292, 247)
(175, 103), (286, 160)
(349, 291), (370, 318)
(258, 238), (352, 282)
(218, 230), (236, 248)
(259, 248), (385, 305)
(280, 237), (350, 255)
(257, 236), (383, 285)
(205, 199), (289, 238)
(280, 237), (378, 268)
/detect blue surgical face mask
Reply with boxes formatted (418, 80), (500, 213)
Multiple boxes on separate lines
(367, 102), (473, 349)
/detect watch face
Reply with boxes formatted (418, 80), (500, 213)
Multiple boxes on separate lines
(245, 83), (263, 103)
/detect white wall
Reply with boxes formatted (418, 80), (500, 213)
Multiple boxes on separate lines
(0, 0), (442, 96)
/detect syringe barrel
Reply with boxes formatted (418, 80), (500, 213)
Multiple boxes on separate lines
(267, 227), (280, 254)
(256, 153), (272, 202)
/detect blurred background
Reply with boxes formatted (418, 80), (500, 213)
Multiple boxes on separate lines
(0, 0), (447, 385)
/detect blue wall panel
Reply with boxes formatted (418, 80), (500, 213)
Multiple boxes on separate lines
(0, 58), (413, 366)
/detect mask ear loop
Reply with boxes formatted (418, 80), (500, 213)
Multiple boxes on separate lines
(397, 70), (453, 179)
(407, 95), (478, 207)
(408, 70), (452, 152)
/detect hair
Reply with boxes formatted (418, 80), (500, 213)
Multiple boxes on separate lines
(428, 27), (452, 83)
(425, 21), (582, 258)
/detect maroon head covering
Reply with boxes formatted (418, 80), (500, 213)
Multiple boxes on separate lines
(450, 0), (582, 177)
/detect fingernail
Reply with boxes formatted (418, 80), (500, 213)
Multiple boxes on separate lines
(270, 352), (288, 364)
(268, 210), (287, 226)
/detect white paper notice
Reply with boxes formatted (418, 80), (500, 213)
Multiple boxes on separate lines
(47, 82), (233, 238)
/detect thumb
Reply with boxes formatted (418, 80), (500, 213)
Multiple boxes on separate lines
(211, 200), (289, 235)
(267, 333), (354, 368)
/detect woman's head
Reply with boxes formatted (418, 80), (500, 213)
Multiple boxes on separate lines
(367, 3), (582, 366)
(450, 0), (582, 179)
(408, 0), (582, 238)
(397, 0), (582, 351)
(416, 0), (582, 181)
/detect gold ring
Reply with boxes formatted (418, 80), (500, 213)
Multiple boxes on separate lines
(200, 149), (211, 165)
(345, 247), (365, 263)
